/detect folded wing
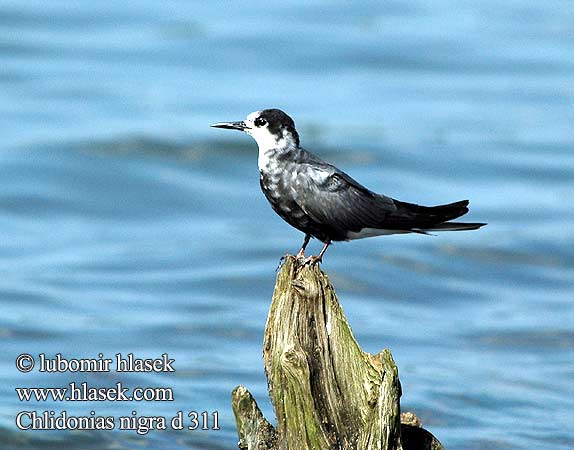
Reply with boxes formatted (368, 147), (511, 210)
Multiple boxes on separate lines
(293, 163), (398, 237)
(292, 159), (484, 239)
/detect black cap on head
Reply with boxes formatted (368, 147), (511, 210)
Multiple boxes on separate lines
(258, 109), (299, 147)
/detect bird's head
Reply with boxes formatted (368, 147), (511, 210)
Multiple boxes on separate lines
(211, 109), (300, 151)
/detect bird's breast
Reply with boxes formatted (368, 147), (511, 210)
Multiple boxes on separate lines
(259, 166), (293, 204)
(259, 166), (309, 224)
(258, 163), (340, 242)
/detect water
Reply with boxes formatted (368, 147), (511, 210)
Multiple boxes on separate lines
(1, 1), (573, 449)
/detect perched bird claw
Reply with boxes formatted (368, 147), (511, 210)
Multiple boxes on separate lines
(309, 256), (322, 265)
(300, 255), (321, 266)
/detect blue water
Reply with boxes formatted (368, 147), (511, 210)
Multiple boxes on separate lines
(1, 1), (573, 449)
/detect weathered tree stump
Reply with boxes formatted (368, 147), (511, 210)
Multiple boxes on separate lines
(232, 256), (443, 450)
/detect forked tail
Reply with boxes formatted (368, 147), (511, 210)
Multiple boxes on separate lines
(392, 199), (486, 232)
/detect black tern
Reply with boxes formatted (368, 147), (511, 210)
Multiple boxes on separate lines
(212, 109), (485, 262)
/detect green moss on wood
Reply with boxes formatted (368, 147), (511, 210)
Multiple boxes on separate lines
(232, 257), (443, 450)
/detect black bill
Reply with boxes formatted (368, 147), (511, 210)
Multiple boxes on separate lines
(210, 121), (248, 131)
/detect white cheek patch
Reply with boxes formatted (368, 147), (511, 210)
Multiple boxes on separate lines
(244, 111), (297, 171)
(253, 129), (280, 152)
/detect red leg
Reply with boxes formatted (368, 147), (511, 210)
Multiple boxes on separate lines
(296, 234), (311, 258)
(310, 240), (331, 264)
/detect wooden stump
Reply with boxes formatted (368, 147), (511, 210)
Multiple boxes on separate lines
(232, 257), (443, 450)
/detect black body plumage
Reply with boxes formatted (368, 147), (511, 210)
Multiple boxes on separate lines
(212, 108), (485, 260)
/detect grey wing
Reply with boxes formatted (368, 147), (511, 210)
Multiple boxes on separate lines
(293, 164), (397, 235)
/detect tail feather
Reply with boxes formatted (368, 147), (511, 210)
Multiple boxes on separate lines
(390, 199), (486, 231)
(399, 199), (469, 220)
(421, 222), (486, 232)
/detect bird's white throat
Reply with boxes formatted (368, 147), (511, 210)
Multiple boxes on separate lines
(252, 129), (295, 171)
(258, 149), (273, 171)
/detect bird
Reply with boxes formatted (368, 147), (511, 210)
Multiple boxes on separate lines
(211, 109), (485, 263)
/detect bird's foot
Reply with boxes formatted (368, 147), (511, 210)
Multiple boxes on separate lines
(302, 255), (322, 265)
(309, 255), (323, 265)
(277, 252), (322, 269)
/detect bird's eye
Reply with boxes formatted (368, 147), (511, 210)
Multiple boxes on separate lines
(254, 117), (267, 127)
